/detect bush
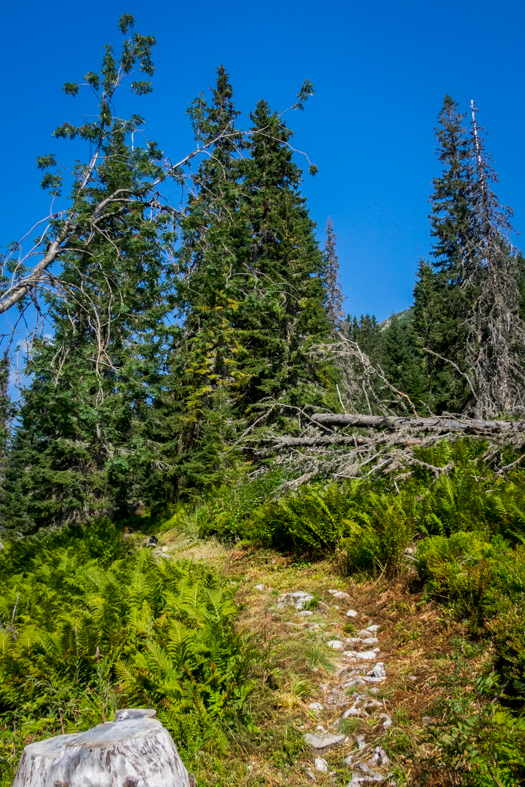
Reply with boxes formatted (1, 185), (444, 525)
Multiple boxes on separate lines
(415, 531), (525, 693)
(196, 468), (285, 541)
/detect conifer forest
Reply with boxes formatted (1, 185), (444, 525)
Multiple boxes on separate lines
(2, 15), (525, 787)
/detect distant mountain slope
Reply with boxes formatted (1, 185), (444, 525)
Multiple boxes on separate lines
(379, 306), (414, 331)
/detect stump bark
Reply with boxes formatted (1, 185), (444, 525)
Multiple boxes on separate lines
(12, 709), (191, 787)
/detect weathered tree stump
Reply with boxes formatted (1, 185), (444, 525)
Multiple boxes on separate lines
(12, 709), (191, 787)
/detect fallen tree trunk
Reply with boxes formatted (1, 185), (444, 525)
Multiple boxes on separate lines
(310, 413), (520, 433)
(266, 436), (428, 448)
(12, 709), (191, 787)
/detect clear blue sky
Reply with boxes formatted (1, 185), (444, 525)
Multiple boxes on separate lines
(1, 0), (524, 322)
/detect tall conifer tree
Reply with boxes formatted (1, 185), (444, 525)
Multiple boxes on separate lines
(415, 95), (475, 411)
(324, 218), (345, 331)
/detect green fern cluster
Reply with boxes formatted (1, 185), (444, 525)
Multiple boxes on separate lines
(0, 520), (249, 780)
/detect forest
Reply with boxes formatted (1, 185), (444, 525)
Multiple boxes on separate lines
(0, 15), (524, 787)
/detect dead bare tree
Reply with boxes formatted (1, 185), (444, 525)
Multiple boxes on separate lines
(462, 101), (525, 418)
(241, 334), (525, 491)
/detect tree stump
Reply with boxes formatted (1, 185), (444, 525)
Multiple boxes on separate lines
(12, 709), (191, 787)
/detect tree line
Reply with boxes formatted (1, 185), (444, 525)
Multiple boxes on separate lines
(1, 17), (524, 536)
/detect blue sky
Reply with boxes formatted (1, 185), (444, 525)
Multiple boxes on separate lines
(1, 0), (524, 322)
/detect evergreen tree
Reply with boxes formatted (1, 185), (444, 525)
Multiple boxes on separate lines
(236, 99), (332, 407)
(158, 66), (249, 496)
(158, 92), (335, 495)
(2, 39), (171, 534)
(0, 354), (12, 496)
(381, 314), (426, 407)
(412, 259), (441, 408)
(324, 218), (345, 331)
(416, 95), (475, 412)
(345, 314), (383, 367)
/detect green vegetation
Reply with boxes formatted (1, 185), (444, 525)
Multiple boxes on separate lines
(0, 522), (250, 784)
(1, 15), (525, 787)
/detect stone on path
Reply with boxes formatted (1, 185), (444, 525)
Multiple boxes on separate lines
(346, 609), (358, 618)
(277, 591), (314, 610)
(343, 650), (378, 661)
(367, 662), (387, 679)
(314, 757), (329, 773)
(328, 590), (351, 600)
(304, 732), (345, 749)
(327, 640), (345, 651)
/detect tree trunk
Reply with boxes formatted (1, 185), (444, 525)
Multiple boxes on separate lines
(12, 709), (191, 787)
(311, 413), (517, 433)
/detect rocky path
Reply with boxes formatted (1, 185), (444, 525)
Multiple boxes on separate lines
(156, 535), (459, 786)
(276, 589), (395, 785)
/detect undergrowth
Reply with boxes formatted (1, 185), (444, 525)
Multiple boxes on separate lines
(1, 439), (525, 785)
(0, 520), (250, 784)
(196, 439), (525, 784)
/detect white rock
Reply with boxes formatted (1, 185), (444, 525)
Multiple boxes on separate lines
(356, 734), (366, 750)
(328, 590), (351, 600)
(254, 584), (266, 591)
(12, 709), (190, 787)
(357, 629), (373, 638)
(297, 610), (314, 616)
(367, 662), (387, 679)
(344, 754), (353, 766)
(361, 637), (379, 646)
(327, 640), (345, 651)
(277, 591), (314, 610)
(343, 650), (378, 661)
(345, 637), (363, 646)
(342, 707), (364, 718)
(378, 713), (392, 728)
(346, 609), (358, 618)
(366, 625), (380, 633)
(370, 746), (390, 767)
(308, 702), (324, 713)
(304, 733), (345, 749)
(305, 766), (317, 782)
(314, 757), (329, 773)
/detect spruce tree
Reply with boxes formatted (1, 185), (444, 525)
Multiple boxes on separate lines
(418, 95), (475, 412)
(381, 315), (426, 407)
(324, 218), (345, 331)
(345, 314), (383, 367)
(235, 99), (332, 407)
(159, 66), (248, 495)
